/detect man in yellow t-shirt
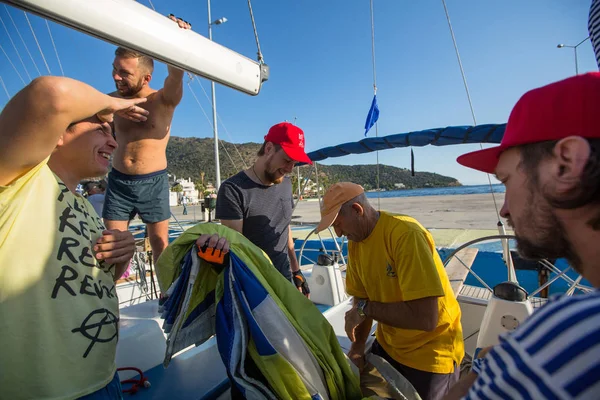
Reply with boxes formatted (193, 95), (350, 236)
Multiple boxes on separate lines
(316, 182), (464, 400)
(0, 77), (147, 399)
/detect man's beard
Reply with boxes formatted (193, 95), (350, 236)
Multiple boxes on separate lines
(116, 80), (144, 97)
(511, 183), (581, 272)
(263, 159), (285, 184)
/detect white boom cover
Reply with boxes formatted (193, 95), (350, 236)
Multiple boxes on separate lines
(6, 0), (269, 95)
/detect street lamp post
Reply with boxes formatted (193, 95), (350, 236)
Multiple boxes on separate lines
(207, 0), (227, 190)
(557, 37), (590, 75)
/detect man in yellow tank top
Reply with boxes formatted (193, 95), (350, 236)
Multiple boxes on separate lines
(0, 77), (146, 399)
(316, 182), (464, 400)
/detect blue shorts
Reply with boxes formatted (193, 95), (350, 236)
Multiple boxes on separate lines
(78, 372), (122, 399)
(103, 168), (170, 223)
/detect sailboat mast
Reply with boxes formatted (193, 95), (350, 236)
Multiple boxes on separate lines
(207, 0), (221, 189)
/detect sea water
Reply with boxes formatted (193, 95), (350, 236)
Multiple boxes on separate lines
(364, 184), (505, 199)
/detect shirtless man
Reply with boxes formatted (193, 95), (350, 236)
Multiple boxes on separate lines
(103, 15), (190, 263)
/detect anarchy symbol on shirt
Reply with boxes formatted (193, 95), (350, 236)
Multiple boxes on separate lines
(71, 308), (119, 358)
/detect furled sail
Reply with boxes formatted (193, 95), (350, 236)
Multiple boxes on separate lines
(5, 0), (269, 95)
(306, 124), (505, 163)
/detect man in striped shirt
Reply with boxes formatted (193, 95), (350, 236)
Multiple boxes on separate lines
(447, 72), (600, 399)
(590, 0), (600, 68)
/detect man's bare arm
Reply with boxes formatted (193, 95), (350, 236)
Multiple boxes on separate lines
(443, 347), (492, 399)
(114, 262), (129, 282)
(365, 296), (439, 331)
(444, 372), (478, 399)
(0, 76), (147, 185)
(288, 225), (300, 273)
(160, 65), (184, 107)
(347, 300), (373, 369)
(220, 219), (244, 234)
(158, 14), (190, 106)
(351, 314), (373, 347)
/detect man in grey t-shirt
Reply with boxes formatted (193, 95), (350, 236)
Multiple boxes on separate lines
(215, 122), (312, 295)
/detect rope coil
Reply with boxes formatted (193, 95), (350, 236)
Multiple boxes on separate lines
(117, 367), (151, 394)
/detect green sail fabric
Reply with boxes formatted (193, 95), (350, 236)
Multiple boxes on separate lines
(155, 223), (364, 399)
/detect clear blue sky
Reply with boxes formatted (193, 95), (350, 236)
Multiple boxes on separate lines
(0, 0), (597, 185)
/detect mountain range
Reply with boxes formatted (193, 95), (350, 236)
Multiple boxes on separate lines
(166, 136), (461, 191)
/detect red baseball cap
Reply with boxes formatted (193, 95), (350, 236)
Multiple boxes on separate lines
(264, 122), (313, 165)
(457, 72), (600, 173)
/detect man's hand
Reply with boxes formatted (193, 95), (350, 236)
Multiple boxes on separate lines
(345, 300), (366, 342)
(94, 229), (136, 265)
(168, 14), (192, 30)
(347, 344), (366, 372)
(477, 346), (493, 359)
(98, 97), (148, 123)
(196, 233), (230, 254)
(292, 270), (310, 298)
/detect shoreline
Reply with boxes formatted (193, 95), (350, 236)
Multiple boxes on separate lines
(291, 192), (506, 230)
(166, 192), (508, 231)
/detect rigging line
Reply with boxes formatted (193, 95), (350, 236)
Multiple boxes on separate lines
(441, 0), (476, 125)
(369, 0), (377, 93)
(195, 78), (248, 169)
(0, 75), (10, 99)
(440, 0), (500, 221)
(375, 122), (381, 209)
(5, 5), (41, 76)
(24, 12), (51, 74)
(218, 140), (237, 175)
(246, 0), (264, 63)
(194, 77), (248, 168)
(147, 0), (156, 11)
(0, 43), (26, 85)
(369, 0), (381, 209)
(187, 81), (238, 170)
(0, 14), (32, 81)
(45, 20), (64, 76)
(186, 81), (238, 170)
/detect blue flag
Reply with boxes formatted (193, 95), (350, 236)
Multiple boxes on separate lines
(364, 94), (379, 136)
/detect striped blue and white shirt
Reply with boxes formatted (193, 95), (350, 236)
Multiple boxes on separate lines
(464, 290), (600, 399)
(591, 0), (600, 68)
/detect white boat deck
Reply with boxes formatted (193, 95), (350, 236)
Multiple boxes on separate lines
(459, 283), (549, 309)
(460, 284), (491, 301)
(444, 248), (478, 296)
